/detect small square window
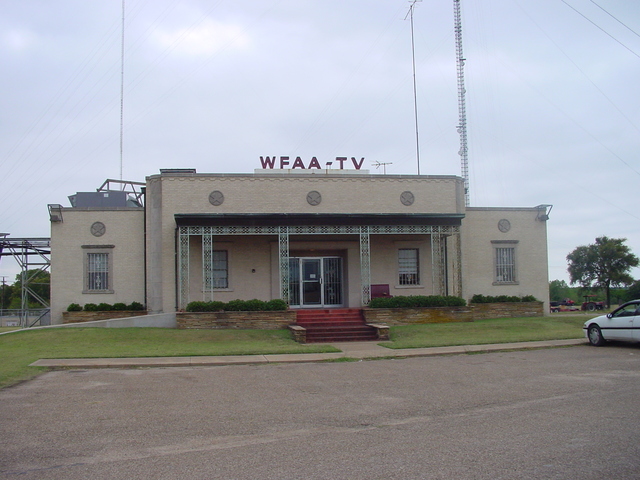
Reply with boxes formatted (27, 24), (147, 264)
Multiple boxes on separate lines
(83, 249), (113, 293)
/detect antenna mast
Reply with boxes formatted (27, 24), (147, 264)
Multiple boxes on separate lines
(119, 0), (125, 180)
(453, 0), (470, 206)
(406, 0), (422, 175)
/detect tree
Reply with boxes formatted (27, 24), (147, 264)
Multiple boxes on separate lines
(8, 270), (50, 309)
(625, 280), (640, 302)
(549, 279), (573, 302)
(567, 236), (639, 308)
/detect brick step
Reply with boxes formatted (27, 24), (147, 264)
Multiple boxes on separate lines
(305, 325), (375, 334)
(296, 319), (365, 326)
(305, 333), (379, 343)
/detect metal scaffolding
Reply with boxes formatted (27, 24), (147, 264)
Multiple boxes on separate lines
(0, 236), (51, 327)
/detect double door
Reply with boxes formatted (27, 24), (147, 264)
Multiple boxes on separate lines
(289, 257), (343, 308)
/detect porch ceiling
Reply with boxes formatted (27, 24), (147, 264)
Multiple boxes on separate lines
(174, 213), (463, 227)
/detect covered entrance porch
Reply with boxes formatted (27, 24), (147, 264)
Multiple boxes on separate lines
(174, 214), (463, 310)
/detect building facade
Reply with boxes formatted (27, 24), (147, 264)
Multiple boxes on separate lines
(49, 169), (550, 324)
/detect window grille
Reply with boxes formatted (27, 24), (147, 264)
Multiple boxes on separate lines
(495, 247), (516, 283)
(398, 248), (419, 285)
(87, 253), (109, 291)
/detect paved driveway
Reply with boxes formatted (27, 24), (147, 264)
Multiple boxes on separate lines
(2, 345), (640, 479)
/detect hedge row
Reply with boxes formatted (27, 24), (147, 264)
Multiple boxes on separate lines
(368, 295), (466, 309)
(470, 294), (538, 304)
(67, 302), (145, 312)
(186, 299), (288, 312)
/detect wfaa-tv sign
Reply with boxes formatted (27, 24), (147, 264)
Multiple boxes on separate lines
(259, 156), (365, 170)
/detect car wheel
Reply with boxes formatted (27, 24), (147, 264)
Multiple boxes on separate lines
(588, 325), (606, 346)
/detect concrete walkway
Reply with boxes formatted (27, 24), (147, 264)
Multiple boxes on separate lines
(30, 338), (587, 368)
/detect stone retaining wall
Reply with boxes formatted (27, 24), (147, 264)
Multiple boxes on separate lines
(177, 311), (297, 329)
(363, 302), (543, 326)
(62, 311), (148, 324)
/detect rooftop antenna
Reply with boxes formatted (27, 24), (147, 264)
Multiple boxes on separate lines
(453, 0), (470, 206)
(119, 0), (125, 180)
(373, 161), (393, 174)
(405, 0), (422, 175)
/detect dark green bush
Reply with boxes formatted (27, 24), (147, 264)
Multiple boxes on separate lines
(185, 299), (289, 312)
(112, 302), (128, 311)
(368, 295), (466, 308)
(265, 299), (288, 311)
(83, 303), (99, 312)
(128, 302), (145, 311)
(96, 303), (113, 311)
(470, 294), (539, 304)
(66, 303), (82, 312)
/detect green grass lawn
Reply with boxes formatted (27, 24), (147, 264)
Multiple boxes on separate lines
(0, 328), (339, 389)
(380, 315), (589, 349)
(0, 315), (593, 390)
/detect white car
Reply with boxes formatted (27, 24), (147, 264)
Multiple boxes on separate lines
(584, 300), (640, 346)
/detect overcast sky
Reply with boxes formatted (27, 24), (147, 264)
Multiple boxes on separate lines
(1, 0), (639, 288)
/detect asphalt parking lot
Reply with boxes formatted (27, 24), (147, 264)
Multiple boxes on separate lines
(2, 344), (640, 479)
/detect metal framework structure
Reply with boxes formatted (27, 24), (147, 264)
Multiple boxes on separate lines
(97, 179), (146, 207)
(177, 224), (461, 309)
(453, 0), (470, 207)
(0, 236), (51, 327)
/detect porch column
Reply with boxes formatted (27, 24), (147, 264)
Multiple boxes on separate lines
(278, 227), (290, 303)
(360, 226), (371, 305)
(451, 228), (463, 298)
(178, 226), (190, 309)
(431, 229), (447, 296)
(202, 228), (213, 302)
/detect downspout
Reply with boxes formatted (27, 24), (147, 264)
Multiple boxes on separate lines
(142, 187), (147, 310)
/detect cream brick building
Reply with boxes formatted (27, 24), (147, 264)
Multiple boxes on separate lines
(49, 169), (550, 324)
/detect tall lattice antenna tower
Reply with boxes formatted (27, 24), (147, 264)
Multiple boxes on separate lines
(453, 0), (470, 206)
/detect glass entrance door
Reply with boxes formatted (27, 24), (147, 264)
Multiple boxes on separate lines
(289, 257), (343, 308)
(302, 259), (322, 305)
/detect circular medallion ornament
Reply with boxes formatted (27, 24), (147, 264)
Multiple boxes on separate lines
(400, 191), (415, 206)
(208, 190), (224, 206)
(90, 221), (106, 237)
(498, 219), (511, 233)
(307, 191), (322, 206)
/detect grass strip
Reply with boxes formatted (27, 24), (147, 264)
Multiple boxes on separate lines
(380, 316), (588, 349)
(0, 328), (339, 389)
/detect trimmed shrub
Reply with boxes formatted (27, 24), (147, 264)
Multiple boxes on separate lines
(96, 303), (113, 311)
(470, 294), (539, 304)
(368, 295), (466, 309)
(185, 299), (289, 312)
(265, 299), (288, 311)
(128, 302), (145, 311)
(83, 303), (99, 312)
(66, 303), (82, 312)
(112, 302), (129, 311)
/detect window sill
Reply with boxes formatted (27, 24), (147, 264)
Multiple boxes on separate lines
(82, 290), (114, 294)
(202, 289), (234, 293)
(492, 281), (519, 286)
(395, 285), (425, 289)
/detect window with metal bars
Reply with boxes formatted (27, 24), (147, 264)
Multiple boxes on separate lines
(398, 248), (420, 285)
(87, 252), (109, 291)
(495, 247), (516, 283)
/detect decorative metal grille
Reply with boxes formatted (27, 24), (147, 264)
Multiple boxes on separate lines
(495, 247), (516, 282)
(360, 227), (371, 305)
(178, 228), (190, 309)
(87, 253), (108, 290)
(431, 234), (446, 296)
(398, 248), (419, 285)
(202, 233), (213, 301)
(279, 228), (290, 303)
(323, 257), (343, 306)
